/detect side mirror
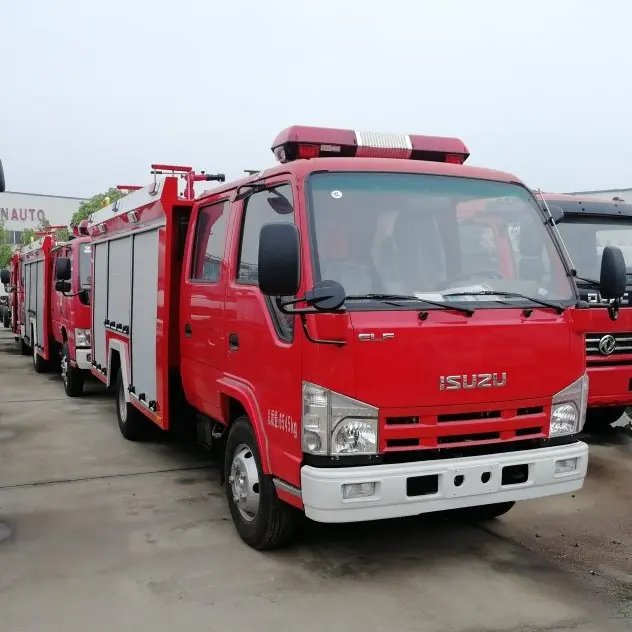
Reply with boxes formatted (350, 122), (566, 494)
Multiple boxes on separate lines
(599, 245), (626, 299)
(258, 223), (300, 296)
(0, 269), (9, 285)
(547, 204), (564, 225)
(55, 256), (71, 281)
(55, 280), (71, 293)
(0, 159), (5, 193)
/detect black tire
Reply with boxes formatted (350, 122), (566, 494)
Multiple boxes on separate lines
(20, 336), (30, 355)
(452, 501), (515, 523)
(584, 407), (626, 433)
(115, 370), (154, 441)
(224, 416), (300, 550)
(32, 329), (48, 373)
(1, 307), (8, 328)
(60, 342), (84, 397)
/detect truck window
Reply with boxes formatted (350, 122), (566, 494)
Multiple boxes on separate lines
(237, 185), (295, 340)
(237, 185), (294, 284)
(191, 201), (228, 282)
(556, 217), (632, 280)
(307, 173), (573, 304)
(78, 244), (91, 288)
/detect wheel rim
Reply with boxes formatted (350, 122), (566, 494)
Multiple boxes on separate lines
(60, 353), (68, 385)
(228, 444), (260, 522)
(117, 382), (127, 424)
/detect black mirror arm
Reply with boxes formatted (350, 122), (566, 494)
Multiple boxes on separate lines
(607, 298), (621, 322)
(275, 296), (347, 315)
(274, 297), (347, 346)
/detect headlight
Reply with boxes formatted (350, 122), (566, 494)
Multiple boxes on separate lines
(549, 373), (588, 437)
(302, 382), (379, 456)
(75, 328), (91, 347)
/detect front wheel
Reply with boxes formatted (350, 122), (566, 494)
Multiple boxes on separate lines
(60, 342), (84, 397)
(1, 307), (8, 328)
(584, 407), (626, 433)
(115, 371), (154, 441)
(224, 417), (300, 550)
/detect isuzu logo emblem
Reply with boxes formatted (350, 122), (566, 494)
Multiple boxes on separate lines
(439, 373), (507, 390)
(598, 334), (616, 355)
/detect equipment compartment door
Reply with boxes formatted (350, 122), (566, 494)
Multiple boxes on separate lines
(131, 229), (159, 406)
(92, 242), (109, 369)
(36, 260), (45, 346)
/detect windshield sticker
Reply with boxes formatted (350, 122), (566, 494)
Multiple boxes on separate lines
(331, 190), (343, 199)
(83, 245), (91, 253)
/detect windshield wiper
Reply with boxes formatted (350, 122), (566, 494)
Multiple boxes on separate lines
(443, 290), (565, 314)
(573, 275), (599, 286)
(345, 293), (474, 316)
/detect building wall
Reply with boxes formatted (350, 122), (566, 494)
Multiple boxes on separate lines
(0, 190), (86, 246)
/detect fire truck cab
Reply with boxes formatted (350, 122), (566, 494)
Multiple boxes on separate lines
(51, 229), (93, 396)
(84, 127), (626, 550)
(542, 192), (632, 429)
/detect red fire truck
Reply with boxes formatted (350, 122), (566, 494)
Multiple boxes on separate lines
(77, 126), (626, 549)
(50, 226), (94, 396)
(541, 192), (632, 430)
(7, 234), (58, 371)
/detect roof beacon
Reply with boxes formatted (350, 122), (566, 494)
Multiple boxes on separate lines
(271, 125), (470, 165)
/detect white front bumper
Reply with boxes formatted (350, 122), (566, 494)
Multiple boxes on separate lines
(75, 348), (92, 371)
(301, 441), (588, 523)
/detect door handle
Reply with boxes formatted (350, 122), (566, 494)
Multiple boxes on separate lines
(229, 333), (239, 351)
(184, 323), (192, 337)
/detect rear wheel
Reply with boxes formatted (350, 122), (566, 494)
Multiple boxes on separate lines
(32, 329), (48, 373)
(115, 370), (154, 441)
(584, 407), (626, 433)
(20, 336), (30, 355)
(60, 342), (84, 397)
(452, 501), (516, 523)
(224, 416), (300, 550)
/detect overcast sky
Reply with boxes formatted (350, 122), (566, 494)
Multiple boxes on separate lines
(1, 0), (631, 198)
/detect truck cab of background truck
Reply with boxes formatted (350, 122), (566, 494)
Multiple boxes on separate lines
(1, 251), (25, 347)
(50, 231), (93, 397)
(85, 126), (627, 551)
(541, 192), (632, 430)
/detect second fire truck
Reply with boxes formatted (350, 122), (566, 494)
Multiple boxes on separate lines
(542, 192), (632, 430)
(61, 126), (627, 549)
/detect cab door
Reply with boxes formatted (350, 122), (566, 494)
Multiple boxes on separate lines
(51, 246), (71, 343)
(180, 197), (231, 419)
(222, 179), (303, 475)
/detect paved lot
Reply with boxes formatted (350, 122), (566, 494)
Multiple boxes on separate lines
(0, 327), (631, 632)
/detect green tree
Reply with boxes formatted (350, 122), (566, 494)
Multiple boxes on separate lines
(71, 187), (128, 225)
(0, 221), (12, 269)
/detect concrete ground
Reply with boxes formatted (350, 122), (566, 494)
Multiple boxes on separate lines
(0, 327), (631, 632)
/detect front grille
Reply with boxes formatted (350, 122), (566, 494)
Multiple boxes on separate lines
(586, 332), (632, 357)
(382, 401), (547, 451)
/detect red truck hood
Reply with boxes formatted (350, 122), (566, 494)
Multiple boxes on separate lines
(341, 309), (584, 409)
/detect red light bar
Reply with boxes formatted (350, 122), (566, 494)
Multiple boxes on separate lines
(271, 125), (469, 165)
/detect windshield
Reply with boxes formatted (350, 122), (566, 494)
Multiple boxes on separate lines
(78, 243), (92, 288)
(307, 172), (574, 305)
(555, 217), (632, 283)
